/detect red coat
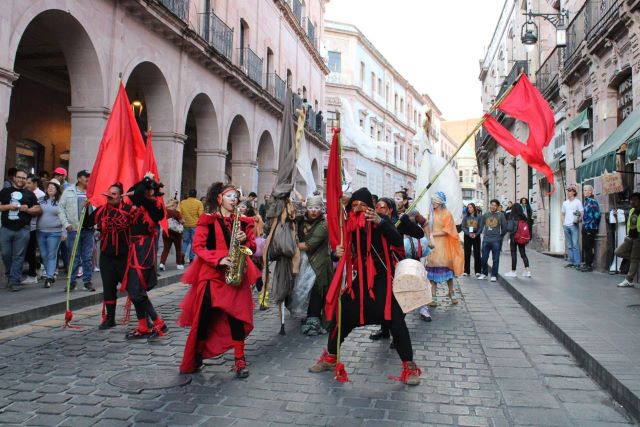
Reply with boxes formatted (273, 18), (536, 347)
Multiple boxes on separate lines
(178, 213), (260, 373)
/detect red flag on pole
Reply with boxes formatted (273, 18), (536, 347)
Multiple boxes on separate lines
(86, 82), (146, 205)
(326, 128), (343, 251)
(482, 75), (556, 191)
(142, 131), (169, 236)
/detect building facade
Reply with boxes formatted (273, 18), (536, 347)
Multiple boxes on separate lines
(442, 119), (484, 208)
(1, 0), (329, 201)
(478, 0), (640, 269)
(322, 20), (427, 198)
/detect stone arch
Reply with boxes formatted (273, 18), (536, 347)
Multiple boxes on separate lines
(6, 8), (105, 179)
(226, 114), (253, 193)
(257, 130), (276, 200)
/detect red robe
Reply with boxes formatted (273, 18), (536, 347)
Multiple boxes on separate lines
(178, 213), (260, 373)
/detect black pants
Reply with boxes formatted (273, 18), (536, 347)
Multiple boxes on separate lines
(510, 238), (529, 270)
(100, 254), (126, 302)
(26, 230), (38, 276)
(307, 285), (323, 318)
(463, 235), (481, 275)
(582, 228), (596, 267)
(197, 282), (245, 341)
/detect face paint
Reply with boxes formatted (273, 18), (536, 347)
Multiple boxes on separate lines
(394, 197), (404, 206)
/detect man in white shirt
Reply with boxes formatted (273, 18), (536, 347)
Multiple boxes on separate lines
(561, 185), (583, 268)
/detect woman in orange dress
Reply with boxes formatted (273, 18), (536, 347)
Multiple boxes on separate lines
(426, 192), (463, 306)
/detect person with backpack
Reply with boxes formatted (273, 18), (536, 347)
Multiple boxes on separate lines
(504, 203), (531, 278)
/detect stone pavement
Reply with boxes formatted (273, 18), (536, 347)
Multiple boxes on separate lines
(494, 248), (640, 420)
(0, 276), (635, 426)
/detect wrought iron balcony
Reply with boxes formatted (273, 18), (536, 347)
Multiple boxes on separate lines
(199, 11), (234, 61)
(497, 60), (527, 100)
(237, 48), (263, 87)
(266, 73), (286, 104)
(158, 0), (189, 21)
(587, 0), (621, 42)
(565, 2), (588, 70)
(535, 48), (560, 97)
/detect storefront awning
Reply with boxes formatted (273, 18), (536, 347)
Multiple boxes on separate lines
(566, 109), (590, 133)
(625, 128), (640, 163)
(576, 107), (640, 182)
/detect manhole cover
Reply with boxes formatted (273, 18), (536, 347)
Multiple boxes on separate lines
(108, 368), (191, 392)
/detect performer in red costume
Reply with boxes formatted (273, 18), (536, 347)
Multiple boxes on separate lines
(178, 182), (260, 377)
(121, 174), (167, 340)
(92, 183), (131, 329)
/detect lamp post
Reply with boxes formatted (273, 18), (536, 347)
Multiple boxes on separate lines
(520, 8), (569, 52)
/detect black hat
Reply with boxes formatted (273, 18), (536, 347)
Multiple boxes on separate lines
(77, 170), (90, 178)
(349, 187), (374, 209)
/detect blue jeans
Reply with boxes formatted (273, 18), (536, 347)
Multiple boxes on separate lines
(481, 240), (502, 277)
(67, 229), (94, 284)
(0, 226), (31, 285)
(563, 224), (581, 265)
(182, 227), (196, 262)
(37, 231), (62, 279)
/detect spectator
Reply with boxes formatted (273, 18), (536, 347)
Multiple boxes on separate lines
(562, 185), (583, 268)
(53, 167), (71, 190)
(504, 201), (513, 219)
(159, 198), (184, 271)
(0, 169), (42, 291)
(40, 170), (51, 182)
(520, 197), (533, 238)
(316, 110), (323, 133)
(504, 203), (531, 278)
(579, 185), (600, 272)
(258, 194), (269, 221)
(59, 170), (95, 291)
(23, 174), (46, 284)
(615, 192), (640, 288)
(462, 202), (483, 278)
(179, 189), (204, 263)
(36, 179), (65, 288)
(247, 192), (258, 210)
(3, 167), (17, 188)
(479, 199), (507, 282)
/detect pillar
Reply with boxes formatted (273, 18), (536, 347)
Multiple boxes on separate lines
(231, 159), (258, 196)
(0, 67), (19, 176)
(68, 106), (110, 177)
(152, 131), (187, 198)
(258, 167), (277, 200)
(196, 148), (227, 198)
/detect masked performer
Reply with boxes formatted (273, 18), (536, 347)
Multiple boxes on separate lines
(121, 174), (166, 340)
(309, 188), (422, 386)
(178, 183), (260, 377)
(93, 183), (131, 329)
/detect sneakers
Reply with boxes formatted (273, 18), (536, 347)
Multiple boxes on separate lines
(617, 279), (634, 288)
(9, 283), (21, 292)
(419, 306), (432, 322)
(522, 271), (532, 278)
(43, 278), (53, 289)
(477, 274), (487, 280)
(398, 361), (422, 386)
(93, 266), (100, 272)
(84, 282), (96, 292)
(69, 282), (77, 291)
(77, 266), (83, 278)
(475, 273), (481, 278)
(309, 350), (337, 373)
(564, 263), (576, 269)
(462, 273), (469, 277)
(504, 271), (517, 277)
(176, 264), (185, 270)
(578, 265), (593, 272)
(302, 317), (326, 336)
(490, 276), (497, 282)
(98, 318), (116, 330)
(21, 275), (38, 285)
(369, 328), (390, 340)
(158, 263), (166, 271)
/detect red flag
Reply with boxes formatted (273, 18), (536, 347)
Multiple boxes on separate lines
(142, 131), (169, 236)
(326, 128), (343, 251)
(87, 83), (146, 205)
(482, 75), (556, 191)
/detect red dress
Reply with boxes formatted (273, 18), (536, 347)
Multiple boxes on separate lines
(178, 213), (260, 373)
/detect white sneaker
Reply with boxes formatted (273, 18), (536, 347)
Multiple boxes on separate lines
(475, 273), (481, 278)
(504, 271), (517, 277)
(490, 276), (497, 282)
(522, 271), (532, 278)
(176, 264), (185, 270)
(159, 263), (166, 271)
(93, 266), (100, 272)
(21, 275), (38, 285)
(477, 274), (487, 280)
(77, 266), (83, 278)
(462, 273), (469, 277)
(617, 279), (634, 288)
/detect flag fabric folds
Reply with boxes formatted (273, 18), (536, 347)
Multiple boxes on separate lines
(142, 131), (168, 236)
(86, 82), (146, 205)
(326, 128), (343, 251)
(482, 75), (556, 190)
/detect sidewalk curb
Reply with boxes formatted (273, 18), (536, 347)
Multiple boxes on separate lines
(0, 271), (183, 330)
(496, 273), (640, 421)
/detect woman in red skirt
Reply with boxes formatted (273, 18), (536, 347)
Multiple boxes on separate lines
(178, 182), (260, 377)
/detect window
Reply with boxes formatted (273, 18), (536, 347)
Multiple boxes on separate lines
(359, 117), (364, 128)
(459, 170), (463, 182)
(385, 84), (389, 103)
(462, 189), (474, 199)
(400, 98), (404, 114)
(328, 51), (341, 73)
(371, 72), (375, 95)
(360, 62), (365, 85)
(378, 78), (382, 95)
(377, 129), (382, 140)
(394, 93), (398, 113)
(386, 130), (390, 142)
(239, 19), (249, 66)
(370, 124), (374, 138)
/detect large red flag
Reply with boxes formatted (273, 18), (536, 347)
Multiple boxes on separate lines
(326, 128), (343, 251)
(142, 131), (169, 236)
(87, 82), (146, 205)
(482, 75), (556, 190)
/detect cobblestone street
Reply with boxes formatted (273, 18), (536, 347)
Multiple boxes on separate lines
(0, 277), (635, 427)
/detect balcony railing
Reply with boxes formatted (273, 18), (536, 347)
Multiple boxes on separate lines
(266, 73), (286, 104)
(497, 60), (527, 100)
(307, 20), (316, 43)
(238, 48), (263, 86)
(565, 3), (588, 69)
(159, 0), (189, 21)
(586, 0), (621, 42)
(535, 48), (560, 96)
(199, 11), (234, 61)
(292, 0), (303, 25)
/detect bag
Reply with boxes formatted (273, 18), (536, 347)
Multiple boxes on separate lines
(506, 219), (517, 233)
(168, 218), (184, 234)
(514, 220), (531, 245)
(254, 236), (266, 259)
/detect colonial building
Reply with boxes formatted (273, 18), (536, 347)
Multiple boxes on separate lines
(1, 0), (329, 200)
(322, 20), (427, 198)
(442, 119), (484, 208)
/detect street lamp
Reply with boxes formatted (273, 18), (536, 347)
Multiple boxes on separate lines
(520, 8), (569, 51)
(131, 99), (144, 117)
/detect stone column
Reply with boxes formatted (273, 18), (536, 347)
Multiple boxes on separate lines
(196, 148), (227, 198)
(257, 167), (277, 199)
(0, 67), (19, 176)
(231, 160), (258, 196)
(68, 106), (110, 177)
(151, 131), (187, 197)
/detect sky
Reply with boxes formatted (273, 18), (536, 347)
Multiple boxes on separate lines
(324, 0), (506, 121)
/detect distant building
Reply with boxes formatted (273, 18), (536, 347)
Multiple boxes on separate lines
(442, 119), (484, 208)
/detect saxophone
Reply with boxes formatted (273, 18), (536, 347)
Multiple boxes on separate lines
(225, 207), (253, 286)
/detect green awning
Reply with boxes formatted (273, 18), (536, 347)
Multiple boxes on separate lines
(576, 107), (640, 182)
(625, 128), (640, 163)
(566, 109), (590, 133)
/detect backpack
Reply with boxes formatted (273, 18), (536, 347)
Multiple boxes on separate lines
(514, 220), (531, 245)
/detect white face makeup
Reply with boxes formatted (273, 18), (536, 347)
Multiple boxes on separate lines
(394, 197), (404, 207)
(221, 190), (238, 212)
(307, 206), (322, 218)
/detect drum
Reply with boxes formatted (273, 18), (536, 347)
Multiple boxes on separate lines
(393, 259), (432, 313)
